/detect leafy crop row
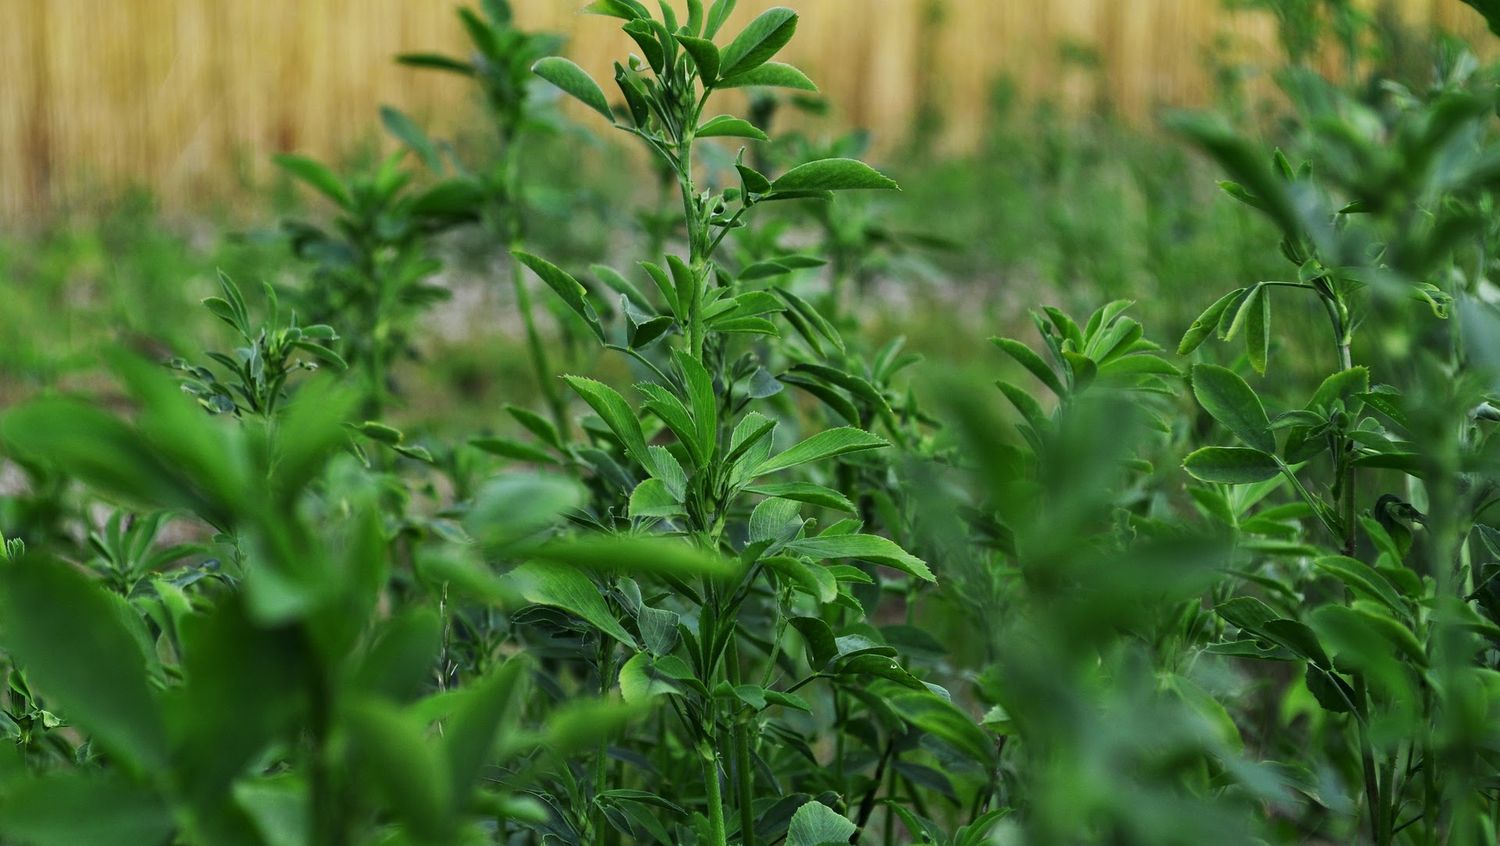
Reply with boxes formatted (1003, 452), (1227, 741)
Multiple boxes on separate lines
(3, 2), (1500, 844)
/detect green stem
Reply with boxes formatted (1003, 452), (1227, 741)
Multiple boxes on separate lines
(511, 244), (568, 438)
(704, 751), (728, 846)
(728, 636), (756, 846)
(593, 635), (616, 846)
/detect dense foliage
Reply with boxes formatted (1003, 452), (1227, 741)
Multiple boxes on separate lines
(4, 1), (1500, 844)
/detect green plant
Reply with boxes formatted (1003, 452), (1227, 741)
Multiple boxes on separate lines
(275, 141), (482, 417)
(396, 0), (577, 436)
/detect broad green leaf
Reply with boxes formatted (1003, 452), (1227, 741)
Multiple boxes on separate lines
(564, 376), (655, 474)
(717, 62), (818, 91)
(272, 154), (351, 208)
(992, 337), (1063, 396)
(673, 351), (718, 460)
(677, 35), (721, 82)
(540, 698), (644, 756)
(763, 556), (838, 603)
(345, 700), (453, 841)
(1308, 367), (1370, 412)
(354, 608), (443, 703)
(1182, 446), (1280, 485)
(696, 114), (768, 141)
(774, 158), (900, 193)
(745, 482), (856, 513)
(618, 652), (680, 703)
(629, 478), (683, 518)
(1191, 364), (1275, 453)
(514, 251), (605, 342)
(786, 534), (935, 583)
(533, 57), (615, 122)
(1177, 288), (1247, 356)
(507, 562), (638, 648)
(785, 800), (857, 846)
(0, 556), (167, 773)
(886, 690), (999, 768)
(1245, 284), (1270, 375)
(464, 474), (584, 549)
(0, 771), (173, 846)
(754, 427), (888, 476)
(529, 535), (738, 580)
(445, 658), (528, 798)
(719, 7), (797, 77)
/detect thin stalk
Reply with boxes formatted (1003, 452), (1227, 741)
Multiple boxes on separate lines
(727, 636), (756, 846)
(593, 635), (616, 846)
(704, 752), (728, 846)
(509, 240), (568, 438)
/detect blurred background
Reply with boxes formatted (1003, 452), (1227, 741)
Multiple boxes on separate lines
(0, 0), (1494, 426)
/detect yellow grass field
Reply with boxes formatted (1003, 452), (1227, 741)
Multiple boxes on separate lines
(0, 0), (1490, 216)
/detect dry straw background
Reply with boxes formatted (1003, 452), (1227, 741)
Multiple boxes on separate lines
(0, 0), (1491, 218)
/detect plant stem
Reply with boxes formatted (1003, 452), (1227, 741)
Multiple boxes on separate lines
(728, 635), (756, 846)
(704, 751), (728, 846)
(593, 635), (615, 846)
(510, 244), (568, 438)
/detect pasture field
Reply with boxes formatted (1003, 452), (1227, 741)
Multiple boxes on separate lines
(2, 2), (1500, 845)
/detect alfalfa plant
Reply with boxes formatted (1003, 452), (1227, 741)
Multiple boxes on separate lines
(1169, 46), (1500, 844)
(487, 3), (976, 844)
(274, 133), (484, 417)
(395, 0), (577, 435)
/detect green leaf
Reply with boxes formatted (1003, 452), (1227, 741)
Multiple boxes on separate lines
(470, 436), (558, 465)
(529, 535), (738, 580)
(991, 337), (1063, 396)
(696, 114), (768, 141)
(532, 57), (615, 123)
(564, 376), (655, 474)
(345, 700), (453, 842)
(763, 556), (838, 603)
(514, 251), (605, 342)
(618, 652), (680, 703)
(1245, 285), (1270, 375)
(754, 427), (888, 476)
(0, 771), (173, 846)
(507, 562), (638, 648)
(1308, 367), (1370, 412)
(585, 0), (648, 19)
(719, 7), (798, 77)
(887, 690), (999, 768)
(1182, 447), (1281, 485)
(673, 351), (718, 461)
(464, 474), (584, 549)
(379, 105), (440, 172)
(630, 478), (683, 518)
(774, 158), (900, 193)
(1191, 364), (1274, 453)
(1177, 288), (1247, 356)
(395, 52), (476, 75)
(445, 658), (527, 798)
(355, 608), (443, 703)
(272, 154), (351, 209)
(717, 62), (818, 91)
(0, 556), (167, 773)
(785, 534), (935, 583)
(677, 35), (721, 82)
(745, 483), (856, 513)
(785, 800), (857, 846)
